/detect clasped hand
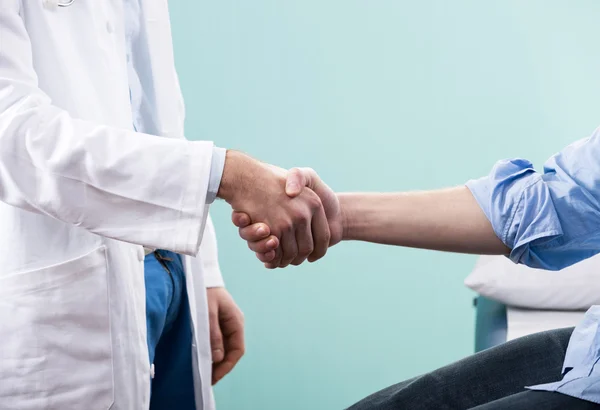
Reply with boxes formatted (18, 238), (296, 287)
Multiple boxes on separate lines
(221, 154), (341, 268)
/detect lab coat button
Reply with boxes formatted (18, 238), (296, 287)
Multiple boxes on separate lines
(150, 363), (155, 379)
(106, 21), (114, 34)
(137, 248), (144, 262)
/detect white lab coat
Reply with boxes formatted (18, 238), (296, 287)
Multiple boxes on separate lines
(0, 1), (222, 409)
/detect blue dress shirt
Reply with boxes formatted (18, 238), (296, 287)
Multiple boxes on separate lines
(467, 126), (600, 404)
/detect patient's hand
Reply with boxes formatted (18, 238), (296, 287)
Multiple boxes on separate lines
(232, 168), (343, 268)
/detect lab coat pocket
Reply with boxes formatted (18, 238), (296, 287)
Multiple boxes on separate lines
(0, 246), (114, 410)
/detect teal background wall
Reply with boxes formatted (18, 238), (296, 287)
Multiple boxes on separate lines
(169, 1), (600, 409)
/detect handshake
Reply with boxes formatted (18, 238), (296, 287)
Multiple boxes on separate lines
(216, 150), (508, 266)
(216, 150), (343, 268)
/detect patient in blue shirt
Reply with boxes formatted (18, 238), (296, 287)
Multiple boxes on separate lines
(238, 125), (600, 410)
(463, 127), (600, 407)
(353, 128), (600, 409)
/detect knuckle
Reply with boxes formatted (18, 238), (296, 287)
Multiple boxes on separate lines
(293, 209), (310, 225)
(299, 243), (314, 256)
(304, 167), (316, 179)
(290, 208), (304, 221)
(308, 194), (322, 210)
(281, 217), (296, 232)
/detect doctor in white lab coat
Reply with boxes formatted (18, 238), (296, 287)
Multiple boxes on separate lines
(0, 1), (333, 409)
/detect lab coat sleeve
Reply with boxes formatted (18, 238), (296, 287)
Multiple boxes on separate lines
(200, 214), (225, 288)
(0, 3), (212, 256)
(466, 127), (600, 271)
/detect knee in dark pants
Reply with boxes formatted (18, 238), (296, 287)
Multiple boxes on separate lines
(347, 374), (454, 410)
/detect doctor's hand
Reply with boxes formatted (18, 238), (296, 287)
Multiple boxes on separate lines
(231, 168), (343, 267)
(207, 287), (245, 385)
(217, 152), (331, 268)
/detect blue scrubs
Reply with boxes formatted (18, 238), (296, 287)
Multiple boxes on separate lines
(144, 250), (195, 409)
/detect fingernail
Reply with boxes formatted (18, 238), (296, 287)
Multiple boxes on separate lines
(257, 226), (266, 236)
(267, 239), (277, 248)
(286, 183), (298, 192)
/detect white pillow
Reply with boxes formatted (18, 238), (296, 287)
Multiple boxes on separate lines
(465, 254), (600, 310)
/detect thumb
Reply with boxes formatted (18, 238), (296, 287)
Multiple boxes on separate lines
(209, 312), (225, 363)
(286, 167), (313, 197)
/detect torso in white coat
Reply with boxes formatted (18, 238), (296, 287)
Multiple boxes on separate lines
(0, 1), (219, 409)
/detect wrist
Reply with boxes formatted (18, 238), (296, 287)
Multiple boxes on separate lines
(338, 193), (353, 241)
(217, 150), (246, 203)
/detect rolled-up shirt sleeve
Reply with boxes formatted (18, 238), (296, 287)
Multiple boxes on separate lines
(466, 127), (600, 270)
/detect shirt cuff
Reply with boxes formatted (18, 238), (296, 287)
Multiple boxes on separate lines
(206, 147), (226, 204)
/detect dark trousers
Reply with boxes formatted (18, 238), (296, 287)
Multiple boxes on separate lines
(348, 327), (600, 409)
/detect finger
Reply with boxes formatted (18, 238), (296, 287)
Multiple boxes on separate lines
(256, 250), (276, 263)
(213, 347), (245, 385)
(264, 243), (283, 269)
(264, 257), (280, 269)
(278, 229), (298, 268)
(307, 200), (330, 263)
(212, 317), (245, 385)
(247, 235), (279, 253)
(239, 223), (272, 242)
(291, 220), (313, 266)
(285, 168), (308, 197)
(209, 312), (225, 364)
(231, 212), (251, 228)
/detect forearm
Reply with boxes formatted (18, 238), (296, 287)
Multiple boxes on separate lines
(339, 187), (510, 255)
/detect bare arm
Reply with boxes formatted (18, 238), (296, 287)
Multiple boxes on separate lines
(232, 170), (509, 264)
(339, 188), (509, 255)
(236, 128), (600, 270)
